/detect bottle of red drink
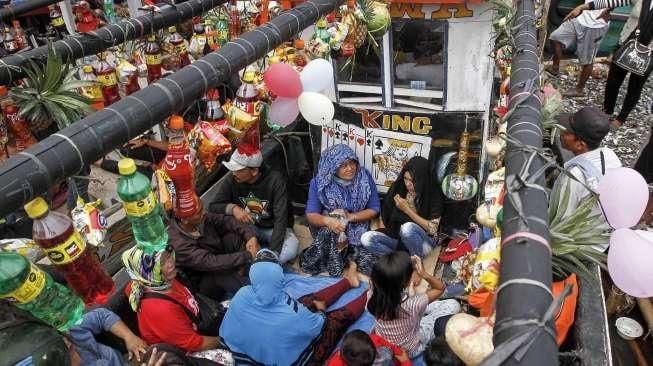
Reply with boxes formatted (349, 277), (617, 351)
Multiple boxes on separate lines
(116, 57), (140, 96)
(24, 197), (115, 305)
(163, 115), (200, 218)
(168, 26), (191, 68)
(0, 86), (37, 151)
(144, 34), (163, 83)
(12, 20), (30, 51)
(95, 53), (121, 105)
(80, 64), (105, 110)
(204, 20), (219, 52)
(228, 0), (240, 39)
(3, 26), (19, 54)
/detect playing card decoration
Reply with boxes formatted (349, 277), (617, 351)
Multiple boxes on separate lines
(442, 131), (478, 201)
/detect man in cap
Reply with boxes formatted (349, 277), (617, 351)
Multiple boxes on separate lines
(551, 106), (622, 250)
(210, 147), (299, 264)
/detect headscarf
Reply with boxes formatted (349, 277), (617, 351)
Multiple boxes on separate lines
(382, 156), (443, 238)
(122, 246), (173, 311)
(220, 262), (324, 365)
(316, 144), (374, 245)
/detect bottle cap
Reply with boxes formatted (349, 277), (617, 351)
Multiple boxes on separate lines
(242, 71), (256, 83)
(118, 158), (137, 175)
(316, 18), (327, 28)
(168, 26), (177, 33)
(169, 115), (185, 130)
(82, 65), (93, 73)
(268, 56), (281, 64)
(293, 39), (304, 49)
(147, 34), (156, 42)
(24, 197), (50, 219)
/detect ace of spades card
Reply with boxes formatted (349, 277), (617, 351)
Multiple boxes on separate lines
(363, 129), (432, 193)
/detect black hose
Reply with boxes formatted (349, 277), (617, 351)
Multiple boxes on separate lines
(0, 0), (343, 217)
(490, 0), (557, 364)
(0, 0), (227, 85)
(0, 0), (60, 23)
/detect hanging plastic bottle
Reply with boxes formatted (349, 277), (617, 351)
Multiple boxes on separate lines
(228, 0), (241, 39)
(79, 65), (105, 111)
(11, 20), (30, 51)
(0, 86), (37, 151)
(95, 52), (121, 105)
(168, 26), (191, 69)
(75, 1), (100, 33)
(0, 252), (85, 331)
(0, 111), (8, 161)
(313, 18), (331, 46)
(24, 197), (115, 305)
(49, 4), (69, 39)
(116, 56), (141, 96)
(234, 70), (259, 114)
(117, 158), (169, 253)
(144, 34), (163, 83)
(3, 26), (19, 54)
(216, 12), (230, 46)
(103, 0), (117, 24)
(163, 115), (200, 219)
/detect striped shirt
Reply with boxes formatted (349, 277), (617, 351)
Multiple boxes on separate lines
(372, 293), (430, 358)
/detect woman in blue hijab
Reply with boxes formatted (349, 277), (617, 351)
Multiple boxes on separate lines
(219, 258), (367, 365)
(300, 144), (380, 276)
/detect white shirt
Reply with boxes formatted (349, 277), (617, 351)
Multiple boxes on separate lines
(550, 147), (622, 251)
(577, 0), (610, 28)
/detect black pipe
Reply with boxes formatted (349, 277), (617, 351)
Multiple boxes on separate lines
(0, 0), (341, 216)
(0, 0), (60, 23)
(0, 0), (226, 85)
(490, 0), (557, 364)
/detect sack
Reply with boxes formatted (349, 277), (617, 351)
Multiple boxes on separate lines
(141, 291), (227, 336)
(613, 30), (652, 76)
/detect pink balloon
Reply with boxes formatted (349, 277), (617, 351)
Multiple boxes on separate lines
(263, 63), (302, 98)
(598, 167), (648, 229)
(268, 97), (299, 127)
(608, 228), (653, 297)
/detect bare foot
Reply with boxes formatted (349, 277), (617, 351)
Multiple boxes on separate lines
(344, 261), (360, 288)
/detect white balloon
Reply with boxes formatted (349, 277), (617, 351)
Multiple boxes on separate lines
(298, 92), (334, 126)
(300, 59), (334, 92)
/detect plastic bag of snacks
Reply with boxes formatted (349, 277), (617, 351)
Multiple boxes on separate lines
(189, 122), (232, 171)
(152, 169), (177, 214)
(470, 238), (501, 292)
(0, 238), (45, 262)
(71, 197), (108, 247)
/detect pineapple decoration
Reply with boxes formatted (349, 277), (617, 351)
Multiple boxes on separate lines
(342, 10), (366, 49)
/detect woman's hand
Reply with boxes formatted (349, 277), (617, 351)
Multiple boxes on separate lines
(325, 217), (346, 234)
(125, 334), (148, 361)
(394, 194), (411, 213)
(411, 255), (426, 278)
(141, 347), (167, 366)
(563, 3), (590, 22)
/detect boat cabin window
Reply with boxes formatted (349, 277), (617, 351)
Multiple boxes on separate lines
(334, 19), (447, 108)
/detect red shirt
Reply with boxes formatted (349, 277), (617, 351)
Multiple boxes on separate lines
(326, 334), (412, 366)
(126, 279), (203, 352)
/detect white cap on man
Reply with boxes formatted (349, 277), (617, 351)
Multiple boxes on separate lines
(222, 149), (263, 171)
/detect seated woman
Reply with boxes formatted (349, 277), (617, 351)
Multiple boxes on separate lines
(122, 246), (218, 354)
(220, 251), (367, 365)
(300, 144), (380, 276)
(368, 252), (460, 360)
(361, 156), (443, 258)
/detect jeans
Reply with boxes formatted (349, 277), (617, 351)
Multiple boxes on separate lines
(360, 222), (436, 258)
(604, 60), (652, 123)
(252, 226), (299, 264)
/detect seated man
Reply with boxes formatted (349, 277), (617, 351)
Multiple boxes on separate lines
(210, 147), (299, 264)
(169, 202), (260, 301)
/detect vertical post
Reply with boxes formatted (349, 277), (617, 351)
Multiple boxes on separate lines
(491, 0), (557, 364)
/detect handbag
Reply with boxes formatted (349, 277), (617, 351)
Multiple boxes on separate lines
(141, 291), (227, 336)
(613, 30), (653, 76)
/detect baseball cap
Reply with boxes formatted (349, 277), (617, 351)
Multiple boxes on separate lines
(222, 149), (263, 171)
(556, 106), (610, 147)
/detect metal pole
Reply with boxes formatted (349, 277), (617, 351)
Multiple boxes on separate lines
(0, 0), (226, 86)
(490, 0), (557, 364)
(0, 0), (342, 217)
(0, 0), (60, 22)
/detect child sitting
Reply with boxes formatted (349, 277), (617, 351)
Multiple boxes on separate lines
(327, 329), (411, 366)
(367, 252), (461, 359)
